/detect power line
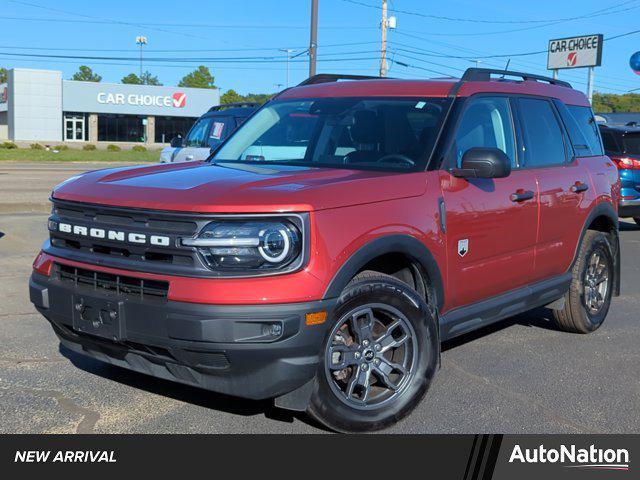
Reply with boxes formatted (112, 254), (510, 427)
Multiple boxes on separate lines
(340, 0), (640, 24)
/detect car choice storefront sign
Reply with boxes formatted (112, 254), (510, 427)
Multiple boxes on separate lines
(547, 34), (603, 70)
(62, 81), (218, 117)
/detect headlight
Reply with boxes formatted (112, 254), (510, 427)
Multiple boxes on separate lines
(181, 218), (304, 274)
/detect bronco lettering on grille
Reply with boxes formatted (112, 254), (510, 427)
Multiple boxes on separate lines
(56, 222), (171, 247)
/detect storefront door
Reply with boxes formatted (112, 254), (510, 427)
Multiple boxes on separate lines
(64, 114), (85, 141)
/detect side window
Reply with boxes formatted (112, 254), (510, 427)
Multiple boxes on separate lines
(554, 100), (591, 157)
(184, 118), (213, 147)
(453, 97), (517, 167)
(601, 130), (620, 153)
(518, 98), (566, 167)
(567, 105), (604, 156)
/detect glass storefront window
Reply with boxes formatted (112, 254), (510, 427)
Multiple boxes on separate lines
(154, 116), (197, 143)
(97, 114), (146, 142)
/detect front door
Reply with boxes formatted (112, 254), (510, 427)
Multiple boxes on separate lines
(171, 116), (216, 163)
(64, 114), (85, 142)
(441, 96), (538, 309)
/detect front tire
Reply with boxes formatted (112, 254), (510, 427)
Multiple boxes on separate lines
(553, 231), (614, 333)
(307, 271), (438, 433)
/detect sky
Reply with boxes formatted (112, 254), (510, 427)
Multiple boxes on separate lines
(0, 0), (639, 96)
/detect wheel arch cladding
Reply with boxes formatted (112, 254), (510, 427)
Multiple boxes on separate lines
(578, 202), (620, 296)
(323, 234), (445, 311)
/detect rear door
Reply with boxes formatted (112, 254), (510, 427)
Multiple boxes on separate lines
(441, 95), (538, 308)
(515, 97), (595, 281)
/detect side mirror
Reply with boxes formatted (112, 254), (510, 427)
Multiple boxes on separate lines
(452, 147), (511, 179)
(170, 136), (183, 148)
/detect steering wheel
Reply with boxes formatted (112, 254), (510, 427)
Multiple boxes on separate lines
(377, 154), (415, 166)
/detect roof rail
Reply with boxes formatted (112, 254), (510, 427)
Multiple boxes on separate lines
(209, 102), (260, 111)
(298, 73), (390, 86)
(461, 67), (572, 88)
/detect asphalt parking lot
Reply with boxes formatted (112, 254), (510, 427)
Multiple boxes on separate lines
(1, 162), (638, 434)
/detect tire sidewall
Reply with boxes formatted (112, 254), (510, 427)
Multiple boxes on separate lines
(308, 276), (439, 433)
(578, 234), (614, 331)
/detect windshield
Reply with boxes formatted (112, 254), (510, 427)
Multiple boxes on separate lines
(212, 97), (450, 171)
(623, 133), (640, 155)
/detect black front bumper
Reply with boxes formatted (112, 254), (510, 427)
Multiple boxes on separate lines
(30, 272), (336, 401)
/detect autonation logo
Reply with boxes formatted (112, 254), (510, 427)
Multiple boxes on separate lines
(509, 444), (630, 471)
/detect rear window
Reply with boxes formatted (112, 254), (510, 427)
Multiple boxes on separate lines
(567, 105), (604, 156)
(623, 133), (640, 155)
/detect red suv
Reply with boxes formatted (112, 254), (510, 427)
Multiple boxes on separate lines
(30, 69), (620, 432)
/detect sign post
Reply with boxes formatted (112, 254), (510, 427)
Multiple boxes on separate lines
(547, 34), (603, 103)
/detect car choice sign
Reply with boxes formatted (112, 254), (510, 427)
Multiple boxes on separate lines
(547, 34), (603, 70)
(97, 91), (186, 109)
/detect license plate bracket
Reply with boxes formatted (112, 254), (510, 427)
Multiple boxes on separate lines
(72, 294), (125, 341)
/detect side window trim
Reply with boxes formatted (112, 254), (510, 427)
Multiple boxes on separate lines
(514, 96), (569, 169)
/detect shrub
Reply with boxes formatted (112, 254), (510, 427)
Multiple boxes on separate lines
(132, 145), (147, 152)
(82, 144), (97, 151)
(106, 144), (121, 152)
(30, 143), (45, 150)
(55, 144), (69, 151)
(0, 141), (18, 149)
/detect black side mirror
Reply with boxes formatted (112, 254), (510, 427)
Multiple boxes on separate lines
(170, 136), (183, 148)
(452, 147), (511, 179)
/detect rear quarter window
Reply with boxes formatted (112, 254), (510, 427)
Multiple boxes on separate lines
(566, 105), (604, 156)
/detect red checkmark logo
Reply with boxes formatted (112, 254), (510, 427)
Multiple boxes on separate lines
(567, 52), (578, 67)
(172, 92), (186, 108)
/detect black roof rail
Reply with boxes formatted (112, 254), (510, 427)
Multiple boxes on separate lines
(461, 67), (572, 88)
(208, 102), (261, 112)
(298, 73), (391, 86)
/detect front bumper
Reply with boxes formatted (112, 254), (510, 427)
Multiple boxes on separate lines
(30, 271), (336, 401)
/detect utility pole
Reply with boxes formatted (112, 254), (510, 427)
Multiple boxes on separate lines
(379, 0), (388, 77)
(309, 0), (318, 77)
(136, 36), (147, 79)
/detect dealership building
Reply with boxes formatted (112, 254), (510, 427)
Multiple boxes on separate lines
(0, 68), (219, 145)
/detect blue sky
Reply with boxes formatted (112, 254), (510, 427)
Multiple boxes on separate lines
(0, 0), (639, 95)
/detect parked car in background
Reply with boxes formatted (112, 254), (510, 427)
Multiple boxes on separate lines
(159, 102), (259, 163)
(599, 124), (640, 224)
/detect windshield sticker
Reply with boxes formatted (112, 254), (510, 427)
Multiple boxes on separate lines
(211, 122), (225, 140)
(415, 101), (427, 109)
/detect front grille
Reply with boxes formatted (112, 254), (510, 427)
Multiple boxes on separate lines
(57, 264), (169, 300)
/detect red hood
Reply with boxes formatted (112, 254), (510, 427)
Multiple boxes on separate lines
(52, 161), (427, 213)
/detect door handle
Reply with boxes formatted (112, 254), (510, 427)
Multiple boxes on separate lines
(570, 181), (589, 193)
(185, 155), (194, 161)
(510, 189), (535, 202)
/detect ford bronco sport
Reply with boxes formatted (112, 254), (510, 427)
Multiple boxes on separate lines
(30, 69), (620, 432)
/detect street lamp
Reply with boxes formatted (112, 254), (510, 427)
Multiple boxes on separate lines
(136, 36), (148, 79)
(279, 49), (296, 87)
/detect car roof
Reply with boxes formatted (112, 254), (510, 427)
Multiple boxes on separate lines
(277, 69), (590, 107)
(201, 103), (259, 119)
(599, 124), (640, 133)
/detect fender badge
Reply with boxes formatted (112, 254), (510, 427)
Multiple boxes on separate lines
(458, 239), (469, 258)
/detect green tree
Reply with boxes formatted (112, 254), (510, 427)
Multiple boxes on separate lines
(178, 66), (216, 89)
(0, 67), (7, 84)
(72, 66), (102, 82)
(121, 71), (162, 86)
(593, 92), (640, 113)
(220, 89), (244, 104)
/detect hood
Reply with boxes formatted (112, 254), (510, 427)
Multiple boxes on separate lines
(52, 161), (427, 213)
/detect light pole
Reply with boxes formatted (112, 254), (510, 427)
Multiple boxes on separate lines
(136, 36), (148, 79)
(309, 0), (318, 77)
(280, 49), (296, 87)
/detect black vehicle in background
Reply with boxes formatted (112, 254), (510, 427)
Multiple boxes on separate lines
(160, 102), (260, 163)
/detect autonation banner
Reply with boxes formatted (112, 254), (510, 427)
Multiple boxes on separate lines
(62, 80), (219, 117)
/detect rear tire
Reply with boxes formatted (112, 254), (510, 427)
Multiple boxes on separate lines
(307, 271), (438, 433)
(553, 231), (614, 334)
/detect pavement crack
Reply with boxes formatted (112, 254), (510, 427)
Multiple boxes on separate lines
(443, 358), (601, 434)
(2, 383), (100, 434)
(0, 357), (66, 364)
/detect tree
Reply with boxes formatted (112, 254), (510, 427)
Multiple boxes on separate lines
(121, 71), (162, 86)
(220, 89), (273, 105)
(0, 67), (7, 84)
(593, 92), (640, 113)
(72, 66), (101, 82)
(178, 66), (216, 89)
(220, 89), (244, 104)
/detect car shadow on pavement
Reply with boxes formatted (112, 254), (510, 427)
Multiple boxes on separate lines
(0, 231), (5, 239)
(59, 344), (328, 431)
(442, 307), (561, 352)
(619, 219), (639, 231)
